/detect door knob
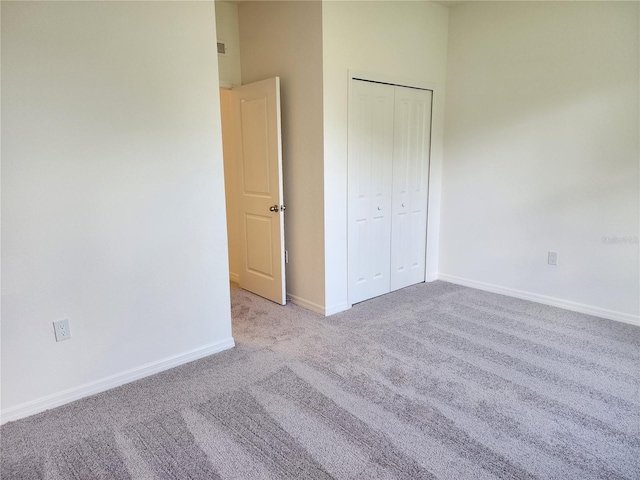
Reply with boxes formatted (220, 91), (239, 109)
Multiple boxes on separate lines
(269, 205), (279, 212)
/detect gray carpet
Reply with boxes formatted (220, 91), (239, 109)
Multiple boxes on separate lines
(2, 281), (639, 479)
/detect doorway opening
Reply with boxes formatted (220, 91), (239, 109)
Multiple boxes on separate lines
(219, 79), (287, 306)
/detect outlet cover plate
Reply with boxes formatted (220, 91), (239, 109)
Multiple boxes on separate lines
(54, 319), (71, 342)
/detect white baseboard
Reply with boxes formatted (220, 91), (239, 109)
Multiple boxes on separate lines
(287, 293), (325, 315)
(229, 272), (239, 284)
(0, 337), (236, 425)
(285, 293), (350, 317)
(438, 274), (640, 327)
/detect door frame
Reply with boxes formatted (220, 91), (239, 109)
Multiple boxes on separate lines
(346, 70), (437, 308)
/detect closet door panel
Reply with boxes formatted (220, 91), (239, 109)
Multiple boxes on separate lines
(348, 80), (395, 305)
(391, 87), (432, 291)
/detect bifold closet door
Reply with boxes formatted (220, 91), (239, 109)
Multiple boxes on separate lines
(348, 80), (432, 306)
(348, 80), (395, 305)
(390, 86), (432, 291)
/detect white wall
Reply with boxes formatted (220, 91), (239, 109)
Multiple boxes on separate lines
(239, 1), (326, 312)
(440, 2), (640, 324)
(215, 1), (242, 87)
(322, 1), (450, 314)
(1, 1), (233, 421)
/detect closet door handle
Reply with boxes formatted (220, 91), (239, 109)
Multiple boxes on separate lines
(269, 205), (279, 212)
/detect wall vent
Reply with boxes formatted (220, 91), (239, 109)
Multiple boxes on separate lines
(217, 41), (227, 56)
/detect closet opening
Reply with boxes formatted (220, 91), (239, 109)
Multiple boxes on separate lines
(347, 76), (434, 306)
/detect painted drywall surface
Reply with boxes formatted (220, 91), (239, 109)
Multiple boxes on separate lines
(220, 88), (241, 282)
(441, 2), (639, 318)
(238, 1), (325, 311)
(1, 2), (232, 410)
(322, 1), (449, 313)
(215, 1), (242, 87)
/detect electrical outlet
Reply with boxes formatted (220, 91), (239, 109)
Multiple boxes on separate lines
(548, 251), (558, 266)
(53, 319), (71, 342)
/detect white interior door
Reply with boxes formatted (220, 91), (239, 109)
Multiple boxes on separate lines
(232, 77), (286, 305)
(348, 80), (395, 305)
(390, 86), (432, 291)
